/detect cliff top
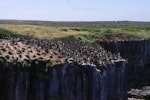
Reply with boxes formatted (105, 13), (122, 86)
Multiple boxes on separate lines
(0, 28), (124, 68)
(96, 34), (142, 42)
(0, 39), (66, 64)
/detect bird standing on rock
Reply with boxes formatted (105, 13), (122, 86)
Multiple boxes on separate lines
(67, 58), (74, 64)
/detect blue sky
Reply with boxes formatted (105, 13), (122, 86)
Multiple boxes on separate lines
(0, 0), (150, 21)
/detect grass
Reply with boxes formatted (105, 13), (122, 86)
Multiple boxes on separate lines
(0, 27), (17, 37)
(0, 24), (90, 39)
(71, 27), (101, 33)
(0, 24), (150, 42)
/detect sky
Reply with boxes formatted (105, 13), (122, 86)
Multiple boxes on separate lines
(0, 0), (150, 21)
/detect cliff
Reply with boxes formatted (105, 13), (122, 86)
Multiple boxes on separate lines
(99, 40), (150, 99)
(0, 58), (127, 100)
(99, 40), (150, 71)
(0, 25), (150, 100)
(0, 31), (128, 100)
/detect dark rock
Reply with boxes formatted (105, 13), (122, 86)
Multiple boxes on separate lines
(0, 57), (127, 100)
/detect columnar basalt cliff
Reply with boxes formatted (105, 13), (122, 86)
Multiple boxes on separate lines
(0, 58), (127, 100)
(99, 39), (150, 99)
(0, 32), (128, 100)
(99, 40), (150, 71)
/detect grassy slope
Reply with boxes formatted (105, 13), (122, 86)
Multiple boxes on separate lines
(0, 22), (150, 42)
(0, 24), (90, 39)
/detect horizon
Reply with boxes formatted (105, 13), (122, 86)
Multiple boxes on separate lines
(1, 0), (150, 21)
(0, 19), (150, 23)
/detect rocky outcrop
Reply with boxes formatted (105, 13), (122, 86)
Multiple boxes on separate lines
(0, 58), (127, 100)
(128, 86), (150, 99)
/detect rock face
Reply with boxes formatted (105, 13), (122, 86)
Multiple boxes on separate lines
(0, 58), (127, 100)
(99, 40), (150, 100)
(0, 32), (128, 100)
(99, 40), (150, 71)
